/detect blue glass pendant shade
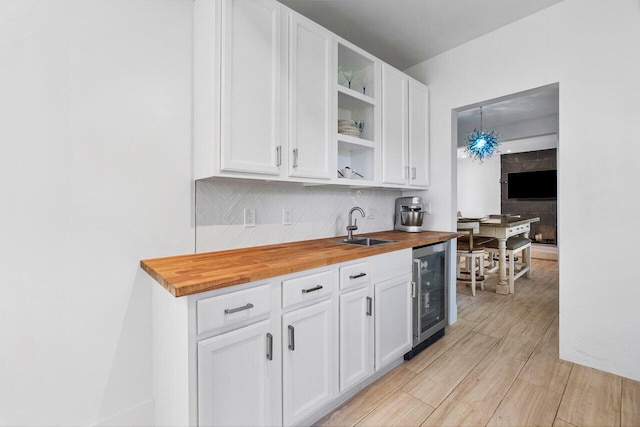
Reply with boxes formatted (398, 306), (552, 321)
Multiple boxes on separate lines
(464, 128), (500, 162)
(464, 106), (500, 162)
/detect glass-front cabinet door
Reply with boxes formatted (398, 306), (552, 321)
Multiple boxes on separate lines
(413, 242), (447, 342)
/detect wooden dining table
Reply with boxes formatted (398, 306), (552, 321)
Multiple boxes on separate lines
(458, 215), (540, 295)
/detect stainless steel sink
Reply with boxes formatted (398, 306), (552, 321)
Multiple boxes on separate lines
(335, 237), (396, 247)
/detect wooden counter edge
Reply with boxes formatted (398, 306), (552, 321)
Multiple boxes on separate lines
(140, 230), (461, 297)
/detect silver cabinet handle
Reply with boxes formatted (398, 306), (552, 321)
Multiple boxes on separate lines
(302, 285), (323, 294)
(366, 296), (373, 316)
(411, 282), (416, 298)
(349, 273), (367, 279)
(404, 166), (409, 180)
(224, 303), (254, 314)
(266, 333), (273, 361)
(288, 325), (295, 351)
(276, 146), (282, 166)
(293, 148), (299, 168)
(412, 167), (417, 180)
(413, 259), (421, 298)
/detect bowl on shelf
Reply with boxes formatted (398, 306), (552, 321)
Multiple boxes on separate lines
(338, 120), (364, 137)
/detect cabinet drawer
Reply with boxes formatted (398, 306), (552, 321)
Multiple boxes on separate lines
(197, 284), (271, 335)
(508, 223), (530, 237)
(282, 270), (333, 308)
(339, 261), (370, 291)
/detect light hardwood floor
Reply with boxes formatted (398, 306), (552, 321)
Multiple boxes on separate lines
(318, 259), (640, 427)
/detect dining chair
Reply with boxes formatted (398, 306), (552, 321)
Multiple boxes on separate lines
(456, 221), (492, 296)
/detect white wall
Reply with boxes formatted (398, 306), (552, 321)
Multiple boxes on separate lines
(405, 0), (640, 381)
(0, 1), (194, 425)
(456, 155), (501, 218)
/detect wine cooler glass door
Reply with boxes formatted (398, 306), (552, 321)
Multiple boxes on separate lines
(415, 248), (446, 338)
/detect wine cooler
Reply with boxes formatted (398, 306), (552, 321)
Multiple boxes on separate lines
(404, 241), (449, 360)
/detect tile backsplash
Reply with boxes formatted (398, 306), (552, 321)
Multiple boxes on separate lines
(196, 179), (401, 252)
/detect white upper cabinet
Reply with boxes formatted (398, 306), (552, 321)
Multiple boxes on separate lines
(288, 13), (333, 180)
(194, 0), (429, 188)
(381, 64), (430, 188)
(220, 0), (284, 176)
(381, 64), (409, 186)
(408, 79), (430, 187)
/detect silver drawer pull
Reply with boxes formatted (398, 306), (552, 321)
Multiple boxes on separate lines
(302, 285), (323, 294)
(224, 303), (254, 314)
(349, 272), (367, 279)
(366, 296), (373, 316)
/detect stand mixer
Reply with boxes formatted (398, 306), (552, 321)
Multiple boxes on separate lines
(395, 197), (425, 232)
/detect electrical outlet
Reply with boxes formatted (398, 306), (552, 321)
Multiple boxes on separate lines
(282, 208), (293, 225)
(424, 203), (431, 215)
(244, 208), (256, 228)
(366, 207), (375, 219)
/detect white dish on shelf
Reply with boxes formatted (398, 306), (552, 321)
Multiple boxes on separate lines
(339, 132), (361, 138)
(338, 119), (364, 137)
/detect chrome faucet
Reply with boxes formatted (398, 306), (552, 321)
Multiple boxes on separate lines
(346, 207), (366, 240)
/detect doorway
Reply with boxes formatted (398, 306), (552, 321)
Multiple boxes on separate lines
(454, 83), (559, 260)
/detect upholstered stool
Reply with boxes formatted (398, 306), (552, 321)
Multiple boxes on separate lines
(482, 236), (532, 293)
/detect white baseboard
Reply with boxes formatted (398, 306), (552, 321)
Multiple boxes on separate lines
(93, 399), (154, 427)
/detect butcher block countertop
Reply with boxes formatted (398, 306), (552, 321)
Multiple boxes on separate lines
(140, 230), (459, 297)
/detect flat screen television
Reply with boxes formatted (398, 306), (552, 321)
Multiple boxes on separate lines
(507, 170), (557, 199)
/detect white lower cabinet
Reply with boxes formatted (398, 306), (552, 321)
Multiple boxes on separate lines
(339, 286), (374, 392)
(155, 249), (417, 427)
(374, 274), (413, 370)
(197, 319), (278, 427)
(282, 299), (334, 425)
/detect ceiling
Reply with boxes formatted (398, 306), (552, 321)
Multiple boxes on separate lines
(457, 85), (559, 154)
(278, 0), (565, 70)
(457, 86), (559, 131)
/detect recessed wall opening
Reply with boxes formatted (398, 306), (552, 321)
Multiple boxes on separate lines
(451, 82), (559, 297)
(454, 83), (559, 257)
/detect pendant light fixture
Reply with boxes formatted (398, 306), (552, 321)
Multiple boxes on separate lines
(464, 106), (500, 162)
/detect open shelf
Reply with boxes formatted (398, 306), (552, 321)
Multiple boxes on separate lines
(336, 41), (378, 184)
(337, 133), (374, 149)
(337, 141), (374, 181)
(338, 43), (375, 97)
(338, 91), (374, 142)
(337, 85), (375, 105)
